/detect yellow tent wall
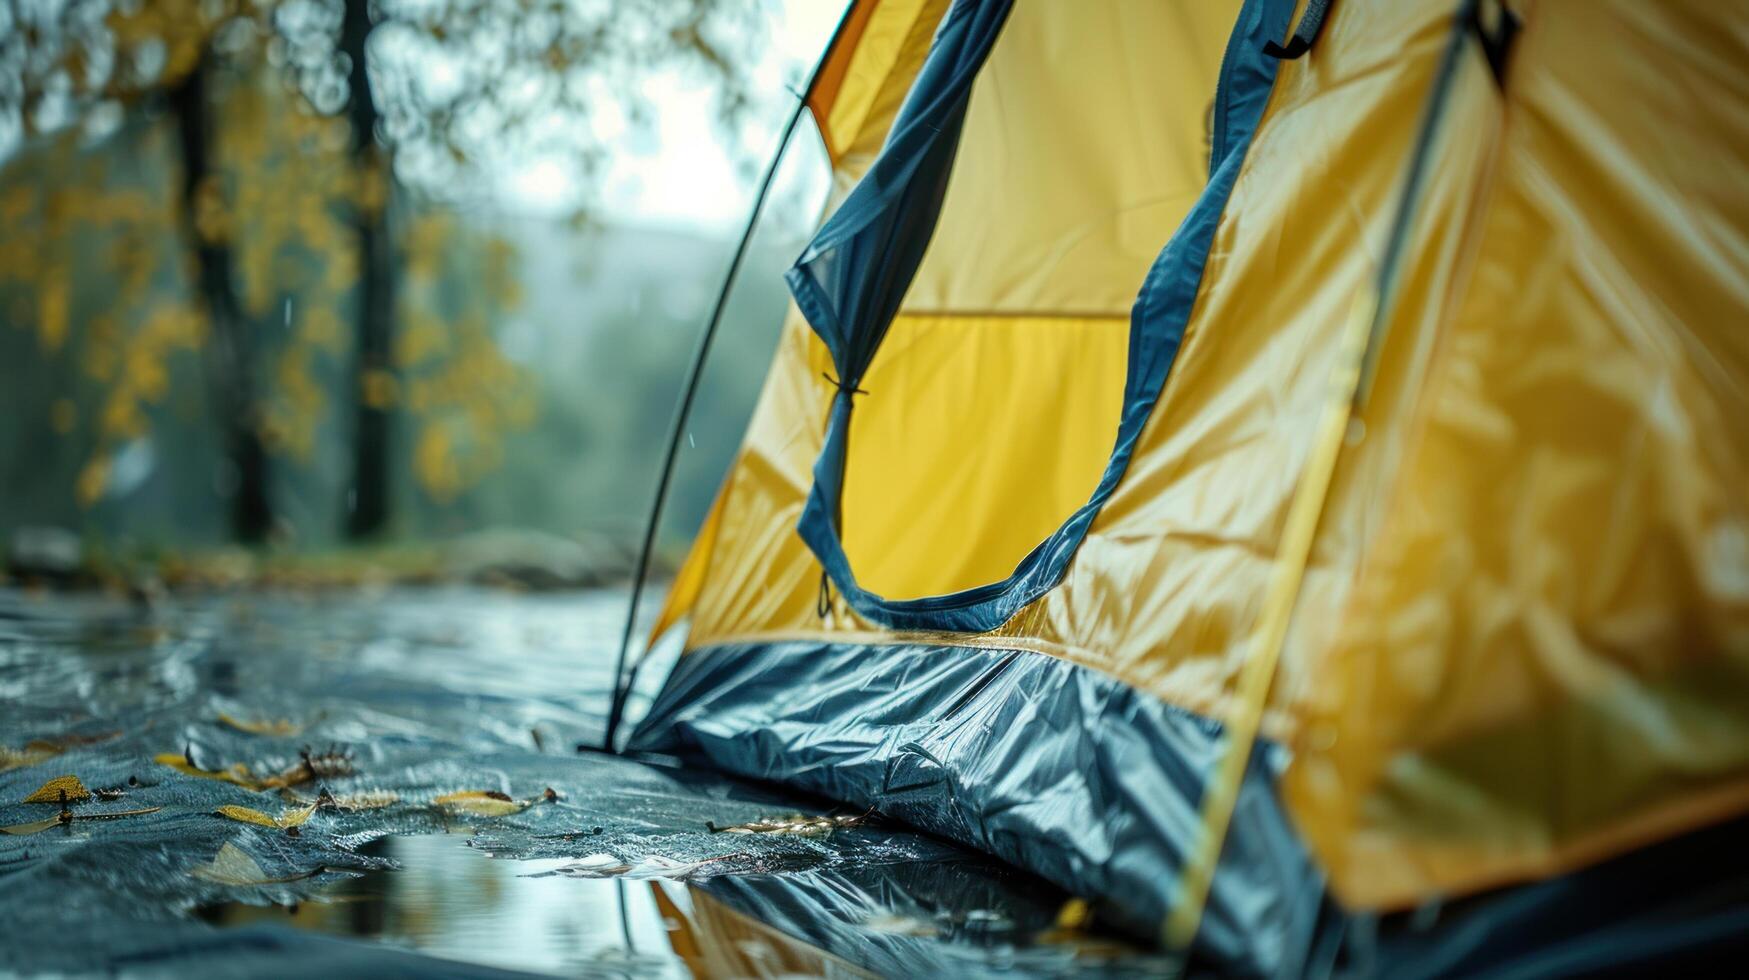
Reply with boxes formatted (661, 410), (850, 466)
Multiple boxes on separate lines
(650, 0), (1749, 919)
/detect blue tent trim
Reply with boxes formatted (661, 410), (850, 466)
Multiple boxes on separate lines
(788, 0), (1297, 633)
(628, 638), (1330, 977)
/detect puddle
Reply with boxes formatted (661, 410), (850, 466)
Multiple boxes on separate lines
(196, 833), (1163, 979)
(199, 834), (688, 977)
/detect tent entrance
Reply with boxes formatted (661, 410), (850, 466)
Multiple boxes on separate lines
(832, 1), (1244, 604)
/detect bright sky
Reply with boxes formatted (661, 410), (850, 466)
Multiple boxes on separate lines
(503, 0), (847, 231)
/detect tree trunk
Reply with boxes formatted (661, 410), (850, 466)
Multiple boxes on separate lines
(341, 0), (395, 539)
(169, 56), (273, 544)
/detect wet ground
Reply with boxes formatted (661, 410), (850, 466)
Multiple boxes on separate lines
(0, 586), (1167, 978)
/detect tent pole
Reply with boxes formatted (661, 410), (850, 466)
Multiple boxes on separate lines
(598, 98), (809, 752)
(597, 1), (866, 754)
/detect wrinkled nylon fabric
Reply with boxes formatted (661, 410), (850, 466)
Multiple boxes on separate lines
(787, 0), (1017, 629)
(652, 0), (1749, 918)
(1284, 0), (1749, 909)
(632, 642), (1749, 976)
(786, 0), (1011, 387)
(793, 0), (1294, 632)
(630, 641), (1328, 977)
(837, 0), (1238, 600)
(810, 0), (952, 182)
(900, 1), (1240, 317)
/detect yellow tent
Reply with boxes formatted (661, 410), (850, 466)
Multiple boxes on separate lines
(630, 0), (1749, 972)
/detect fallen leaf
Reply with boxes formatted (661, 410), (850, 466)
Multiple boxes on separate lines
(1, 815), (68, 835)
(3, 731), (120, 771)
(36, 731), (121, 749)
(707, 813), (867, 837)
(433, 790), (528, 818)
(189, 842), (318, 886)
(540, 853), (736, 880)
(1054, 897), (1092, 931)
(74, 806), (161, 822)
(22, 775), (91, 803)
(217, 713), (303, 737)
(213, 804), (313, 829)
(154, 752), (265, 790)
(0, 744), (60, 772)
(189, 843), (272, 885)
(287, 788), (397, 811)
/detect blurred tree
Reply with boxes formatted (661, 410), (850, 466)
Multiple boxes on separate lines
(0, 0), (764, 545)
(338, 0), (392, 537)
(168, 42), (274, 542)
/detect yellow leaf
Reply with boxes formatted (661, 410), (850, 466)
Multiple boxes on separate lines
(190, 843), (271, 885)
(154, 752), (264, 790)
(2, 816), (66, 835)
(75, 456), (110, 508)
(433, 790), (527, 818)
(38, 267), (68, 351)
(215, 803), (314, 829)
(217, 713), (302, 737)
(189, 841), (322, 886)
(22, 775), (91, 804)
(1054, 898), (1092, 931)
(213, 805), (279, 828)
(0, 744), (61, 772)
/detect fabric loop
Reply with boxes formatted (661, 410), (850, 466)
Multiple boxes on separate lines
(816, 569), (835, 619)
(1468, 0), (1521, 88)
(1263, 0), (1331, 59)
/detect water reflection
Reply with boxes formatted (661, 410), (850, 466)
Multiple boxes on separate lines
(197, 832), (1168, 979)
(201, 834), (687, 978)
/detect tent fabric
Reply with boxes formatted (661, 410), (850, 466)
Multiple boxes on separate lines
(1280, 0), (1749, 909)
(632, 641), (1749, 977)
(788, 0), (1016, 629)
(640, 0), (1749, 964)
(630, 639), (1330, 977)
(840, 0), (1239, 601)
(840, 313), (1128, 597)
(808, 0), (952, 180)
(792, 0), (1292, 632)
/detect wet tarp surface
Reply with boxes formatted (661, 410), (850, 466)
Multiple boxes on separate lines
(632, 639), (1329, 976)
(0, 587), (1161, 978)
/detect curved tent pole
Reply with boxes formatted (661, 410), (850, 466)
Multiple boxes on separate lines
(599, 3), (862, 753)
(598, 99), (806, 752)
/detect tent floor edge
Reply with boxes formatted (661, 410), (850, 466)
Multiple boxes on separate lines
(630, 640), (1749, 979)
(628, 640), (1327, 977)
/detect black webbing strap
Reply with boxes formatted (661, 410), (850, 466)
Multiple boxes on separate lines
(1264, 0), (1332, 60)
(1469, 0), (1521, 88)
